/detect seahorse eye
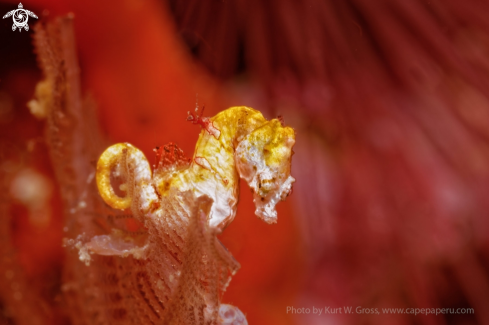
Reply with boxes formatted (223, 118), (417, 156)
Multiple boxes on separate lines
(257, 169), (277, 195)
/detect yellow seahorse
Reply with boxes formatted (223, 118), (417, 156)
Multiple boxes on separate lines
(96, 106), (295, 232)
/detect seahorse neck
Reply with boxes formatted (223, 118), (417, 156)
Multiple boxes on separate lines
(192, 107), (267, 181)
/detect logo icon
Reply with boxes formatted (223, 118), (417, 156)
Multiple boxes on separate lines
(3, 3), (38, 32)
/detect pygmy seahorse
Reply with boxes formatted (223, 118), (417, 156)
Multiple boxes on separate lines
(96, 106), (295, 232)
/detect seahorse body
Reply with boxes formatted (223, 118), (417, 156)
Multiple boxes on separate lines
(96, 106), (295, 231)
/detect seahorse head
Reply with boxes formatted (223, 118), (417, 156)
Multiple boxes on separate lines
(235, 118), (295, 224)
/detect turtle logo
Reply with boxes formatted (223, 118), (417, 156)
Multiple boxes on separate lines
(3, 3), (38, 32)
